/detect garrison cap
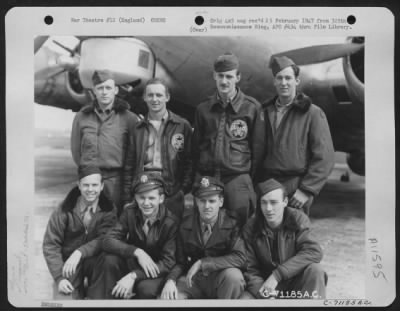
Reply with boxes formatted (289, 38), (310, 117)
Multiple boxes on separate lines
(78, 165), (102, 181)
(269, 56), (296, 76)
(92, 69), (115, 86)
(193, 176), (224, 198)
(257, 178), (285, 197)
(213, 52), (239, 72)
(132, 172), (165, 195)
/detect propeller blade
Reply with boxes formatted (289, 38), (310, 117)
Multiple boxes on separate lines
(272, 43), (364, 66)
(52, 39), (76, 56)
(34, 66), (67, 81)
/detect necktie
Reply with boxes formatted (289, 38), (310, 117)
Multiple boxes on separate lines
(83, 206), (93, 229)
(143, 219), (151, 236)
(274, 108), (279, 131)
(202, 224), (212, 244)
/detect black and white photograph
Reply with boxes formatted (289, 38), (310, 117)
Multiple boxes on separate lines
(6, 6), (395, 308)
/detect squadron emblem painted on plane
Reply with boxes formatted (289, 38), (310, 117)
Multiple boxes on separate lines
(171, 133), (184, 152)
(230, 119), (248, 138)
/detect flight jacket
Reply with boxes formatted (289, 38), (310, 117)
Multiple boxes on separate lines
(243, 207), (323, 297)
(166, 208), (247, 282)
(71, 98), (139, 170)
(102, 202), (178, 282)
(262, 92), (335, 196)
(42, 187), (117, 284)
(192, 88), (266, 181)
(122, 110), (193, 203)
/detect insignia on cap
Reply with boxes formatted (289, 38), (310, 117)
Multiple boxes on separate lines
(230, 119), (248, 138)
(260, 111), (265, 121)
(200, 177), (210, 188)
(140, 175), (149, 183)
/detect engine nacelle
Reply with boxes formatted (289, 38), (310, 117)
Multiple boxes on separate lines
(34, 45), (88, 111)
(79, 38), (156, 89)
(343, 37), (364, 105)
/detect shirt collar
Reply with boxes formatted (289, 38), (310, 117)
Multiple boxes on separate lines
(217, 88), (237, 104)
(213, 88), (241, 113)
(147, 110), (169, 123)
(76, 196), (98, 214)
(200, 213), (218, 231)
(95, 101), (114, 114)
(275, 97), (293, 110)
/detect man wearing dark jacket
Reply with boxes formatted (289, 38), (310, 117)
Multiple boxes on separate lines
(71, 69), (139, 214)
(160, 176), (246, 299)
(42, 166), (117, 299)
(123, 78), (193, 218)
(241, 179), (326, 299)
(91, 172), (178, 299)
(192, 53), (266, 225)
(262, 56), (334, 214)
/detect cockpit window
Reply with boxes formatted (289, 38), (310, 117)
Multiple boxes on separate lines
(138, 50), (150, 69)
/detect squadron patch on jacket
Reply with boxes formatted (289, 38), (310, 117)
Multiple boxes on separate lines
(230, 119), (248, 138)
(171, 133), (184, 152)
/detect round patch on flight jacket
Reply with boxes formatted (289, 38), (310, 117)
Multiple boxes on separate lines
(230, 119), (248, 138)
(171, 133), (184, 152)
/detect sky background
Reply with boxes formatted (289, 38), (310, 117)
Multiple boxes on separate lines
(34, 104), (75, 131)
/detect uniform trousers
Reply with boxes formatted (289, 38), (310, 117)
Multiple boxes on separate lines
(176, 268), (245, 299)
(101, 170), (122, 215)
(240, 263), (327, 299)
(222, 174), (256, 226)
(87, 253), (165, 299)
(164, 190), (184, 220)
(53, 256), (103, 300)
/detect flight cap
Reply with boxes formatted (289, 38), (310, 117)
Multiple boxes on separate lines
(78, 165), (102, 181)
(269, 56), (296, 76)
(257, 178), (285, 197)
(92, 69), (115, 86)
(214, 52), (239, 72)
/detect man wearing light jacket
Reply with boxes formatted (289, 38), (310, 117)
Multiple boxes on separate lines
(71, 69), (139, 214)
(261, 56), (334, 214)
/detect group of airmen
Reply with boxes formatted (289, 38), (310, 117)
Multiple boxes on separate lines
(43, 52), (335, 300)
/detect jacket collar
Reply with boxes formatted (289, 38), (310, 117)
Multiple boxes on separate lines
(182, 208), (233, 230)
(61, 186), (114, 213)
(137, 109), (180, 128)
(264, 92), (311, 113)
(210, 88), (244, 114)
(257, 207), (300, 237)
(81, 97), (130, 114)
(181, 208), (233, 247)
